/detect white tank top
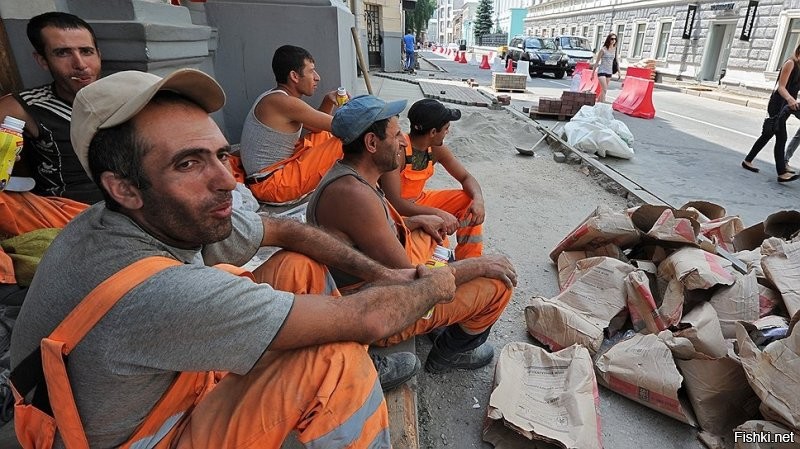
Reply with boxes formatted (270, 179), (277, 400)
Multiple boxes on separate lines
(239, 89), (303, 175)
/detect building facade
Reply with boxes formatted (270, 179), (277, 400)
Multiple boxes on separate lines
(461, 1), (479, 46)
(521, 0), (794, 91)
(496, 0), (534, 32)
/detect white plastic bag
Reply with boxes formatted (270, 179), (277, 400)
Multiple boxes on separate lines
(564, 104), (635, 159)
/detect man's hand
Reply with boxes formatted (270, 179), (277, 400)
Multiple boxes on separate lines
(478, 254), (517, 288)
(415, 264), (456, 304)
(323, 90), (338, 106)
(790, 98), (799, 111)
(434, 210), (459, 234)
(405, 214), (447, 244)
(463, 200), (485, 226)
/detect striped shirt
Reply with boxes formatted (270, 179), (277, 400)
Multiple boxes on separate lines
(14, 84), (102, 203)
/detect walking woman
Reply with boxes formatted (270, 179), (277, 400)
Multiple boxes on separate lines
(742, 43), (800, 182)
(591, 33), (617, 103)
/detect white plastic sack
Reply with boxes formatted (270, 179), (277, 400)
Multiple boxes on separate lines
(564, 104), (635, 159)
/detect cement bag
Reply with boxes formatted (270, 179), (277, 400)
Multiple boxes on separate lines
(737, 321), (800, 430)
(483, 342), (603, 449)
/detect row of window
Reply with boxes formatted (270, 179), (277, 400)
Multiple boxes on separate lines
(524, 21), (673, 60)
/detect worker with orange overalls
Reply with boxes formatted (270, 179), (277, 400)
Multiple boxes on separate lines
(236, 45), (346, 205)
(10, 69), (456, 449)
(380, 98), (485, 260)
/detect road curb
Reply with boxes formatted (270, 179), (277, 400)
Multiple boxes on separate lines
(505, 106), (669, 206)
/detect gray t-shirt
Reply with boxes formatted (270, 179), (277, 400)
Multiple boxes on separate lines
(10, 204), (294, 448)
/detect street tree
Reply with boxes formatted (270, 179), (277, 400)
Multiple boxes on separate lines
(407, 0), (435, 39)
(473, 0), (494, 42)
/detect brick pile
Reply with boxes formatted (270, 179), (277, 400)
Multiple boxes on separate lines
(537, 97), (562, 114)
(560, 91), (596, 116)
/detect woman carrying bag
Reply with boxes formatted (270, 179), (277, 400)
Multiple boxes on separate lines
(591, 33), (617, 103)
(742, 43), (800, 183)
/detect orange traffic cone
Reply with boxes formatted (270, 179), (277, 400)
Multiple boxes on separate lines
(453, 50), (460, 61)
(505, 58), (514, 73)
(458, 51), (467, 63)
(479, 54), (490, 69)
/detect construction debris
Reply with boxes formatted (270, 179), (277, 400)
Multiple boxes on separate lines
(520, 203), (800, 447)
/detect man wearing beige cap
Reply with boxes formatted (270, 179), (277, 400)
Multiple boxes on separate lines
(10, 69), (457, 449)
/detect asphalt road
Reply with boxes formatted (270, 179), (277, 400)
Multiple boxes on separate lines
(423, 50), (799, 226)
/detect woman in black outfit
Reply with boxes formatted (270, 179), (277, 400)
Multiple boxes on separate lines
(742, 44), (800, 182)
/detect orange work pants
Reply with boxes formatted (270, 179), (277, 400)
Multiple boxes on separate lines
(174, 255), (390, 448)
(247, 131), (343, 205)
(415, 189), (483, 260)
(0, 192), (88, 284)
(263, 241), (512, 349)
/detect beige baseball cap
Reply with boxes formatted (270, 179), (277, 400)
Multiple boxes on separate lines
(71, 68), (225, 177)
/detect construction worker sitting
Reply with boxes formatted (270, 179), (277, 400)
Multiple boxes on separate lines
(237, 44), (345, 205)
(306, 95), (517, 374)
(0, 11), (103, 320)
(10, 69), (457, 449)
(379, 99), (485, 260)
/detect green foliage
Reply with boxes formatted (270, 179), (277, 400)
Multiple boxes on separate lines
(474, 0), (494, 41)
(407, 0), (436, 38)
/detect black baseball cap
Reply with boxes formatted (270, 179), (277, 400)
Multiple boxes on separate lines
(408, 99), (461, 133)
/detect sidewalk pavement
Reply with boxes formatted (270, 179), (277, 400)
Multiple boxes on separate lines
(355, 73), (666, 209)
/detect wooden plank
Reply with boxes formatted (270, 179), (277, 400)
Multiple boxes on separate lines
(385, 383), (419, 449)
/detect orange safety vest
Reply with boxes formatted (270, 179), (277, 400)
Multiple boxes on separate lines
(399, 135), (435, 201)
(11, 257), (250, 449)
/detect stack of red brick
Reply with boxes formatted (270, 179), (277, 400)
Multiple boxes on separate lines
(535, 91), (597, 118)
(537, 97), (562, 114)
(560, 91), (596, 116)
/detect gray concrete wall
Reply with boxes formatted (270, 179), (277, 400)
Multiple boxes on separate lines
(383, 31), (403, 72)
(204, 0), (357, 142)
(1, 0), (225, 133)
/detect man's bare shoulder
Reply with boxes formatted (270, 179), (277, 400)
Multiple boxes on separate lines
(321, 175), (377, 207)
(317, 175), (385, 225)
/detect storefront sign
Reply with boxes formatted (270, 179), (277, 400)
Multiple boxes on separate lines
(683, 4), (698, 39)
(740, 0), (759, 41)
(710, 2), (735, 10)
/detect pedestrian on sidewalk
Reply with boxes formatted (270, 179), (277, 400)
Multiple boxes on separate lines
(403, 30), (416, 73)
(590, 33), (617, 103)
(742, 43), (800, 182)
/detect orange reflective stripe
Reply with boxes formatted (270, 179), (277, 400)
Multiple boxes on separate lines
(415, 189), (484, 259)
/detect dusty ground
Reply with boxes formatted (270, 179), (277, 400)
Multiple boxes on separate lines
(411, 106), (704, 449)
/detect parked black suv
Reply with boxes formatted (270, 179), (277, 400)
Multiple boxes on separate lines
(506, 36), (568, 79)
(553, 36), (594, 75)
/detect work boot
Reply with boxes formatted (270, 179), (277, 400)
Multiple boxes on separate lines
(370, 352), (421, 391)
(424, 342), (494, 374)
